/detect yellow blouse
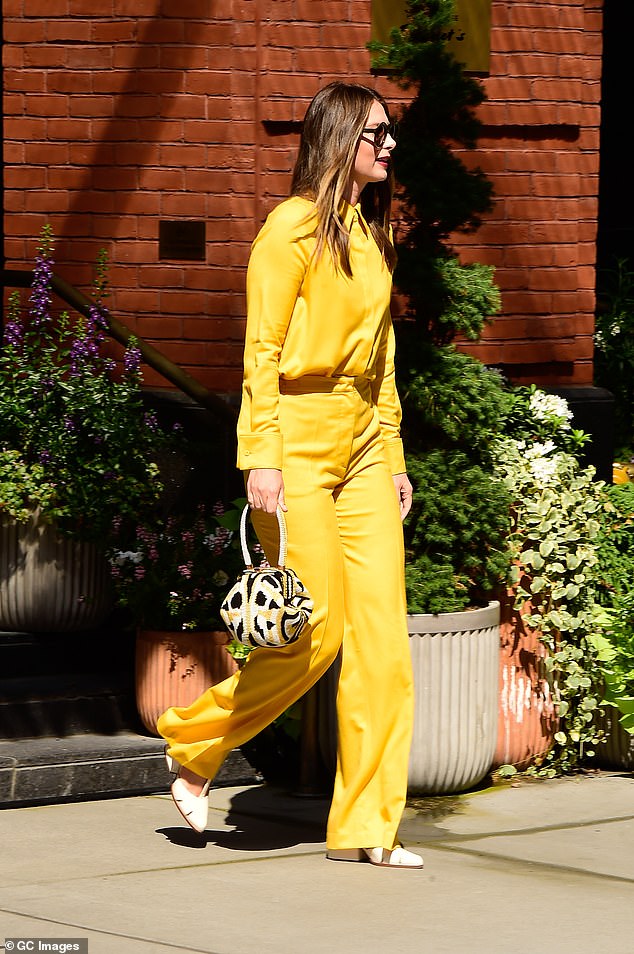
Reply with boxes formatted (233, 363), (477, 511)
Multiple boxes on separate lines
(236, 195), (406, 475)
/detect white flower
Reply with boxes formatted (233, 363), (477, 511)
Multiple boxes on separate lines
(611, 323), (621, 336)
(525, 440), (556, 459)
(529, 456), (559, 483)
(529, 390), (573, 429)
(112, 549), (143, 565)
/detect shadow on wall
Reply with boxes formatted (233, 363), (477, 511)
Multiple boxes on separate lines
(143, 389), (243, 512)
(56, 12), (207, 267)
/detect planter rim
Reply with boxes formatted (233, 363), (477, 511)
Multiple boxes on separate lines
(407, 600), (500, 635)
(137, 628), (230, 643)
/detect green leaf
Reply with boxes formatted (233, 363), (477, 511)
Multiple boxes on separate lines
(496, 764), (518, 779)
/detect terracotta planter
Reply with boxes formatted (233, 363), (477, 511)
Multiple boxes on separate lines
(135, 628), (238, 735)
(0, 511), (112, 632)
(408, 601), (500, 794)
(493, 588), (558, 770)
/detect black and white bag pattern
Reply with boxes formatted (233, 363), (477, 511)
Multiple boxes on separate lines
(220, 505), (313, 648)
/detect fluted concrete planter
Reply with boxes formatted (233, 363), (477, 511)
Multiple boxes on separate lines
(0, 511), (113, 632)
(595, 709), (634, 771)
(408, 601), (500, 794)
(135, 628), (238, 735)
(493, 589), (558, 770)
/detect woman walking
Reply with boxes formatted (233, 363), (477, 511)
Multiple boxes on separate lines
(158, 81), (422, 869)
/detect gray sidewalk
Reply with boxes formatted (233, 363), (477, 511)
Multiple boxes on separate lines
(1, 770), (633, 954)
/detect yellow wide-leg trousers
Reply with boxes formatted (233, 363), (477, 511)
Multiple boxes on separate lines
(158, 376), (414, 850)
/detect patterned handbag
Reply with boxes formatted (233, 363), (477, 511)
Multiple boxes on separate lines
(220, 505), (313, 648)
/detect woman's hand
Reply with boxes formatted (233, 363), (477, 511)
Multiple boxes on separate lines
(393, 472), (413, 521)
(246, 468), (287, 513)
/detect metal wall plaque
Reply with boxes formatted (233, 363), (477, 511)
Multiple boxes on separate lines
(159, 220), (206, 261)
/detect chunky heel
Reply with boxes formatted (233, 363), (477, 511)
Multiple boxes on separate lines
(326, 846), (424, 868)
(326, 848), (367, 862)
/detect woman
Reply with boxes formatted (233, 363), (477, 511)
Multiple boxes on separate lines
(158, 81), (422, 869)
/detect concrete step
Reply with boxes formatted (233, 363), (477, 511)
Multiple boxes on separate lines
(0, 671), (141, 739)
(0, 732), (261, 807)
(0, 627), (262, 807)
(0, 627), (317, 807)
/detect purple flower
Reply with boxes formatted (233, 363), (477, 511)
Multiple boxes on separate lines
(213, 527), (230, 555)
(178, 563), (193, 578)
(3, 318), (24, 350)
(134, 566), (145, 580)
(38, 449), (52, 465)
(28, 251), (54, 328)
(143, 410), (159, 433)
(63, 416), (76, 432)
(124, 343), (141, 375)
(87, 303), (108, 342)
(69, 336), (99, 376)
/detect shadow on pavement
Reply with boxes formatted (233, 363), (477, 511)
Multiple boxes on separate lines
(157, 783), (330, 852)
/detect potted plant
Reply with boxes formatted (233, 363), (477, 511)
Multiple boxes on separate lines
(0, 226), (163, 631)
(371, 1), (511, 793)
(492, 386), (607, 776)
(588, 482), (634, 770)
(107, 500), (245, 734)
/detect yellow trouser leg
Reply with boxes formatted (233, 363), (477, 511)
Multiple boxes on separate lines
(325, 435), (414, 851)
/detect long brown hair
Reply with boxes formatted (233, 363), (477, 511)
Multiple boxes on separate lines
(290, 82), (397, 277)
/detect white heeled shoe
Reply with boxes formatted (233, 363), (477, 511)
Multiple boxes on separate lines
(164, 746), (210, 833)
(326, 846), (424, 868)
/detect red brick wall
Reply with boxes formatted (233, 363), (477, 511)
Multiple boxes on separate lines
(457, 0), (603, 385)
(2, 0), (602, 392)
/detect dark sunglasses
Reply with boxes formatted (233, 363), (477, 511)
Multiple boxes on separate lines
(360, 121), (397, 149)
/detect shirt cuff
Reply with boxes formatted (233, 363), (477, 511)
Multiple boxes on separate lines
(237, 432), (284, 471)
(383, 437), (406, 476)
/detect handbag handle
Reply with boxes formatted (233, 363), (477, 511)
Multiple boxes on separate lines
(239, 504), (288, 570)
